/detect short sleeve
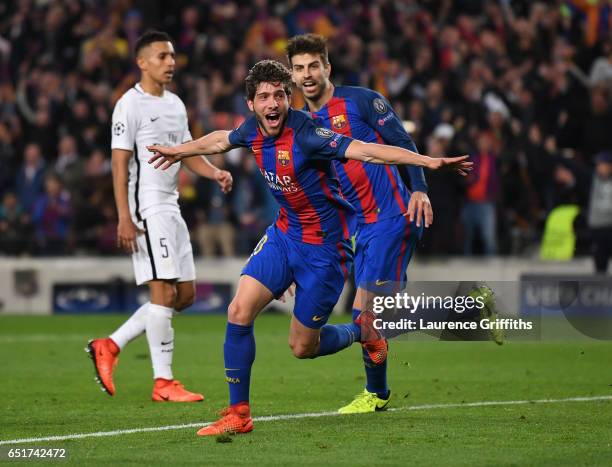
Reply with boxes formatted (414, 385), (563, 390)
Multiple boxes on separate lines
(228, 116), (256, 148)
(111, 96), (138, 151)
(297, 117), (353, 160)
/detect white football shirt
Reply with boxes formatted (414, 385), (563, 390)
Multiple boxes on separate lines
(111, 83), (192, 222)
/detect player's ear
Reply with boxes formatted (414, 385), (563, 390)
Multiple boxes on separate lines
(288, 62), (297, 84)
(136, 51), (148, 72)
(247, 99), (254, 112)
(324, 61), (331, 79)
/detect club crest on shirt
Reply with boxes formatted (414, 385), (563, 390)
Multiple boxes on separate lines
(277, 149), (290, 166)
(332, 114), (347, 130)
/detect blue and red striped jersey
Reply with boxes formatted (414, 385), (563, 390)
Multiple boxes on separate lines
(308, 86), (427, 225)
(229, 108), (355, 245)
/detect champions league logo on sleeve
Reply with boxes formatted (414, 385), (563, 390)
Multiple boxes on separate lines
(113, 122), (126, 136)
(373, 98), (388, 115)
(315, 127), (334, 139)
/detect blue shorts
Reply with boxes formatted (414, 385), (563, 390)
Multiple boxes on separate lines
(242, 225), (353, 329)
(353, 214), (422, 293)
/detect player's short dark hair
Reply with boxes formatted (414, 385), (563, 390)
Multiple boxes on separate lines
(245, 60), (292, 101)
(286, 34), (329, 66)
(135, 30), (173, 56)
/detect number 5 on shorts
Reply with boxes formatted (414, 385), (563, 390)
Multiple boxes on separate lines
(160, 237), (169, 258)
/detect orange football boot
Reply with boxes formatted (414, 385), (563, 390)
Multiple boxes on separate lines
(85, 338), (120, 395)
(196, 404), (253, 436)
(152, 379), (204, 402)
(356, 310), (388, 365)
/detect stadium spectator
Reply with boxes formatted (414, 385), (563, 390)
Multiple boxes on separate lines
(2, 0), (612, 257)
(31, 173), (72, 255)
(421, 127), (464, 255)
(554, 150), (612, 273)
(72, 148), (114, 253)
(589, 39), (612, 93)
(195, 154), (236, 257)
(582, 87), (612, 162)
(0, 191), (33, 255)
(0, 121), (18, 197)
(15, 143), (46, 213)
(84, 148), (112, 179)
(462, 131), (499, 256)
(94, 205), (119, 255)
(55, 135), (83, 197)
(588, 151), (612, 273)
(16, 71), (60, 159)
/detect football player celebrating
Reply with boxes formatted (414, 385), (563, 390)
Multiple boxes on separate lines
(286, 33), (428, 413)
(148, 59), (471, 435)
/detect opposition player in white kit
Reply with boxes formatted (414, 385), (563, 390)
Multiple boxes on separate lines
(86, 31), (232, 402)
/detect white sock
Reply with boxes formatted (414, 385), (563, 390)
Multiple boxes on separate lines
(110, 301), (149, 350)
(146, 303), (174, 380)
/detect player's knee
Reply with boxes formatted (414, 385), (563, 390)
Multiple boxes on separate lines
(227, 299), (254, 325)
(175, 290), (195, 311)
(157, 285), (177, 308)
(151, 284), (177, 308)
(289, 340), (317, 359)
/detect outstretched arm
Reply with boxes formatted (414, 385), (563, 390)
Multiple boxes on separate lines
(182, 156), (234, 193)
(147, 130), (233, 170)
(344, 140), (472, 175)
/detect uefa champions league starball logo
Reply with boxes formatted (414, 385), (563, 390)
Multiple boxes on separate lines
(315, 127), (334, 138)
(113, 122), (125, 136)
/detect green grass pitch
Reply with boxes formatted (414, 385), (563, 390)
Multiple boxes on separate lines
(1, 314), (611, 466)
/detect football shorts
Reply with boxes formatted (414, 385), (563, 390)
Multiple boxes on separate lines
(242, 224), (353, 329)
(132, 211), (195, 285)
(353, 214), (422, 293)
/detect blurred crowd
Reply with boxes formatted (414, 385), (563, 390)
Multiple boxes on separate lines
(1, 0), (612, 268)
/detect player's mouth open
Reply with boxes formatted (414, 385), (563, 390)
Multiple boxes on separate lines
(302, 81), (317, 91)
(265, 112), (281, 126)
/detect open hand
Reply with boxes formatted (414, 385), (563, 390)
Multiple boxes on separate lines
(405, 191), (433, 228)
(428, 155), (473, 176)
(147, 145), (180, 170)
(117, 218), (145, 254)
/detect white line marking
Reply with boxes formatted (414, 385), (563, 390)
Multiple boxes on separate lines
(1, 395), (610, 445)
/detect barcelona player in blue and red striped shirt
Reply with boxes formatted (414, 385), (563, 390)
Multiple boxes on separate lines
(148, 60), (471, 436)
(287, 34), (432, 414)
